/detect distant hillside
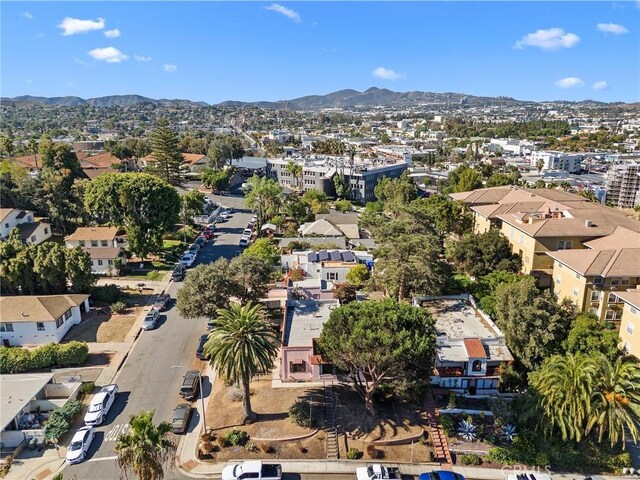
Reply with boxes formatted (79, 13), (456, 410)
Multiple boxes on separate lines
(217, 87), (529, 109)
(1, 94), (208, 108)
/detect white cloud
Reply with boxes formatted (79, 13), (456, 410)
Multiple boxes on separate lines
(592, 80), (609, 91)
(58, 17), (105, 36)
(555, 77), (585, 88)
(163, 64), (177, 72)
(21, 11), (33, 19)
(372, 67), (402, 80)
(514, 28), (580, 50)
(265, 4), (302, 23)
(104, 28), (120, 38)
(134, 55), (152, 62)
(597, 23), (629, 34)
(88, 47), (128, 63)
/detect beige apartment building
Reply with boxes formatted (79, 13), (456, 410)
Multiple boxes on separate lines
(618, 289), (640, 359)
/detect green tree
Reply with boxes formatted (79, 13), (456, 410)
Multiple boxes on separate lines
(204, 302), (279, 422)
(65, 247), (95, 293)
(285, 161), (303, 190)
(301, 189), (330, 215)
(147, 118), (184, 186)
(0, 132), (15, 159)
(486, 173), (514, 187)
(0, 229), (37, 294)
(84, 173), (180, 260)
(202, 169), (231, 191)
(536, 159), (545, 174)
(317, 299), (436, 415)
(374, 173), (418, 216)
(115, 409), (177, 480)
(33, 243), (68, 294)
(446, 164), (483, 193)
(244, 175), (283, 233)
(565, 313), (619, 360)
(493, 276), (576, 370)
(243, 238), (280, 265)
(281, 194), (313, 224)
(404, 195), (472, 237)
(448, 230), (522, 277)
(207, 135), (245, 169)
(345, 264), (370, 287)
(39, 141), (83, 177)
(180, 190), (206, 225)
(333, 199), (352, 213)
(472, 271), (519, 317)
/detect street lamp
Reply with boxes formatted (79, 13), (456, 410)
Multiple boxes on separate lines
(171, 366), (206, 434)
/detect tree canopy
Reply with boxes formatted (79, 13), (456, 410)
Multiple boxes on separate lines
(374, 173), (418, 217)
(244, 175), (283, 232)
(207, 135), (245, 169)
(448, 230), (522, 278)
(317, 299), (436, 415)
(565, 313), (620, 360)
(147, 118), (184, 186)
(180, 190), (206, 225)
(242, 238), (280, 265)
(202, 168), (231, 191)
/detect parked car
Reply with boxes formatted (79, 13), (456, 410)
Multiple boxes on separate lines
(66, 426), (95, 464)
(84, 384), (118, 426)
(171, 403), (193, 434)
(194, 235), (206, 246)
(153, 294), (171, 312)
(187, 243), (200, 254)
(243, 228), (253, 237)
(239, 237), (249, 247)
(419, 472), (465, 480)
(219, 211), (231, 220)
(357, 464), (401, 480)
(180, 253), (196, 268)
(203, 230), (215, 240)
(179, 370), (200, 400)
(222, 461), (282, 480)
(171, 263), (185, 281)
(196, 334), (210, 359)
(141, 309), (160, 330)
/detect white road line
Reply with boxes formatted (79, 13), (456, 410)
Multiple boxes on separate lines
(86, 455), (118, 462)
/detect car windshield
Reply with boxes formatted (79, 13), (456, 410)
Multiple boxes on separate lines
(87, 404), (102, 413)
(70, 440), (82, 450)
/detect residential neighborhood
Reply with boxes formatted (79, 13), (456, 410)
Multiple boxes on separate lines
(1, 2), (639, 480)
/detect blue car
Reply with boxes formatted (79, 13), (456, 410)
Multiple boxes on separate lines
(419, 472), (465, 480)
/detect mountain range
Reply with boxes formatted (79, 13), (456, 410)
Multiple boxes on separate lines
(1, 87), (615, 109)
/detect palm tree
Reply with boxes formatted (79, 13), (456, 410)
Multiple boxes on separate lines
(244, 175), (283, 233)
(115, 410), (176, 480)
(204, 302), (279, 423)
(587, 355), (640, 448)
(526, 354), (598, 442)
(285, 161), (303, 190)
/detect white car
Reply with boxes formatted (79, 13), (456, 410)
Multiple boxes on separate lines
(239, 237), (249, 247)
(180, 254), (196, 268)
(66, 426), (95, 464)
(219, 211), (231, 220)
(242, 228), (253, 237)
(84, 384), (118, 426)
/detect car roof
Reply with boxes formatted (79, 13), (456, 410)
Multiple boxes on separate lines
(426, 472), (463, 480)
(90, 392), (108, 405)
(174, 403), (191, 414)
(72, 427), (91, 441)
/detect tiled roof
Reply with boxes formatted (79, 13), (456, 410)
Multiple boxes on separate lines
(463, 338), (487, 359)
(617, 289), (640, 309)
(548, 248), (640, 277)
(0, 294), (89, 323)
(65, 226), (120, 241)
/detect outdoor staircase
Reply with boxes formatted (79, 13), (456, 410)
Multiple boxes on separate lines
(324, 383), (339, 459)
(425, 393), (453, 465)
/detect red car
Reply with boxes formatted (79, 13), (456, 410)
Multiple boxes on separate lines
(203, 231), (215, 240)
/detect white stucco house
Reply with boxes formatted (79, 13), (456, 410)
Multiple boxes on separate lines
(0, 294), (90, 347)
(0, 208), (52, 246)
(281, 249), (373, 283)
(65, 226), (127, 275)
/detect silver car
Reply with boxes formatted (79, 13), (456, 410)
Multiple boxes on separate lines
(141, 309), (160, 330)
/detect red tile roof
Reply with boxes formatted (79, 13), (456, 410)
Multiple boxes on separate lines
(463, 338), (487, 359)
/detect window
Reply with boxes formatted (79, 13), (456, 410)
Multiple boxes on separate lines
(108, 259), (113, 265)
(632, 306), (638, 315)
(0, 323), (14, 332)
(472, 360), (482, 372)
(91, 240), (98, 247)
(519, 233), (524, 244)
(30, 235), (36, 243)
(97, 260), (104, 266)
(608, 293), (619, 304)
(575, 272), (581, 279)
(79, 240), (85, 247)
(3, 223), (8, 228)
(621, 277), (630, 285)
(611, 278), (620, 286)
(558, 263), (563, 269)
(572, 287), (579, 297)
(590, 291), (601, 302)
(101, 240), (109, 247)
(327, 272), (338, 281)
(557, 240), (573, 250)
(593, 277), (603, 285)
(605, 310), (619, 321)
(44, 228), (49, 235)
(37, 322), (45, 331)
(290, 361), (306, 373)
(626, 322), (634, 335)
(588, 308), (598, 315)
(555, 275), (561, 285)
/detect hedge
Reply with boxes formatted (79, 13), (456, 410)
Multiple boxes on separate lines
(0, 342), (89, 374)
(45, 400), (83, 441)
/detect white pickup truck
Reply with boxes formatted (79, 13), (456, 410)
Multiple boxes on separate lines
(84, 384), (118, 426)
(222, 460), (282, 480)
(356, 464), (401, 480)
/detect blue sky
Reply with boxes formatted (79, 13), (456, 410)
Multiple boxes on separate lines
(2, 1), (639, 103)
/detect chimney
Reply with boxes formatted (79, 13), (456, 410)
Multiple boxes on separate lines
(585, 219), (593, 227)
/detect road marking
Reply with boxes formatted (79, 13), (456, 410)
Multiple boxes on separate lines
(86, 455), (118, 463)
(104, 424), (130, 442)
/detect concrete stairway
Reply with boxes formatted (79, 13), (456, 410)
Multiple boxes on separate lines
(324, 383), (339, 459)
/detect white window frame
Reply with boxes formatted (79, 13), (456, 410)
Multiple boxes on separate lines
(608, 293), (619, 304)
(572, 287), (579, 297)
(0, 323), (14, 332)
(590, 291), (601, 302)
(626, 322), (634, 335)
(37, 322), (45, 332)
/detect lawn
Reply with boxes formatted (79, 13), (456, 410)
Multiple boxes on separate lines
(64, 308), (141, 343)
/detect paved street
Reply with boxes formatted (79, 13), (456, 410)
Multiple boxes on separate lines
(63, 193), (253, 479)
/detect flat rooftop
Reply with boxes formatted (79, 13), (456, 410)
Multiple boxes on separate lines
(283, 299), (339, 347)
(424, 298), (500, 339)
(1, 373), (54, 430)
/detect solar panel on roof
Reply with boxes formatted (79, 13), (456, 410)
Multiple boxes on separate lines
(329, 251), (340, 261)
(318, 251), (329, 261)
(341, 251), (355, 262)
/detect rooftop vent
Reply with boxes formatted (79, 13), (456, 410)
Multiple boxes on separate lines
(585, 219), (593, 227)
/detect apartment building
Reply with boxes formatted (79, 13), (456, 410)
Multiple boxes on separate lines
(0, 208), (52, 246)
(65, 226), (127, 275)
(547, 227), (639, 323)
(451, 186), (640, 282)
(604, 160), (640, 208)
(530, 150), (583, 174)
(618, 289), (640, 359)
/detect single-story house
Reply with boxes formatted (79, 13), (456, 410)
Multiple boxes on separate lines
(0, 208), (52, 246)
(298, 219), (345, 238)
(316, 211), (360, 239)
(0, 294), (90, 347)
(1, 373), (82, 448)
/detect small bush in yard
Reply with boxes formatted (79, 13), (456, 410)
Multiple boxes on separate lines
(45, 400), (83, 441)
(0, 341), (88, 374)
(227, 387), (244, 402)
(245, 442), (258, 452)
(440, 415), (454, 436)
(347, 447), (362, 460)
(223, 428), (249, 446)
(460, 453), (483, 465)
(110, 301), (128, 314)
(216, 436), (230, 448)
(289, 399), (316, 428)
(259, 442), (275, 454)
(366, 444), (384, 459)
(80, 382), (95, 395)
(91, 284), (123, 303)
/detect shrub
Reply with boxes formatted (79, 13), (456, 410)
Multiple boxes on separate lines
(80, 382), (95, 395)
(45, 400), (83, 441)
(440, 415), (454, 436)
(418, 433), (430, 446)
(91, 284), (123, 303)
(460, 454), (482, 465)
(347, 447), (362, 460)
(289, 400), (316, 428)
(366, 444), (384, 459)
(216, 436), (230, 448)
(223, 428), (249, 446)
(0, 342), (89, 374)
(110, 301), (128, 314)
(227, 387), (244, 402)
(52, 474), (64, 480)
(245, 442), (258, 452)
(259, 442), (275, 454)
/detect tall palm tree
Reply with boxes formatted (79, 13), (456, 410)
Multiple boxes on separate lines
(588, 355), (640, 448)
(285, 161), (303, 190)
(115, 410), (176, 480)
(526, 354), (598, 442)
(204, 302), (279, 423)
(244, 176), (283, 233)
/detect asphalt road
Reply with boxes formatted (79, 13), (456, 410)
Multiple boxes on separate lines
(63, 194), (254, 480)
